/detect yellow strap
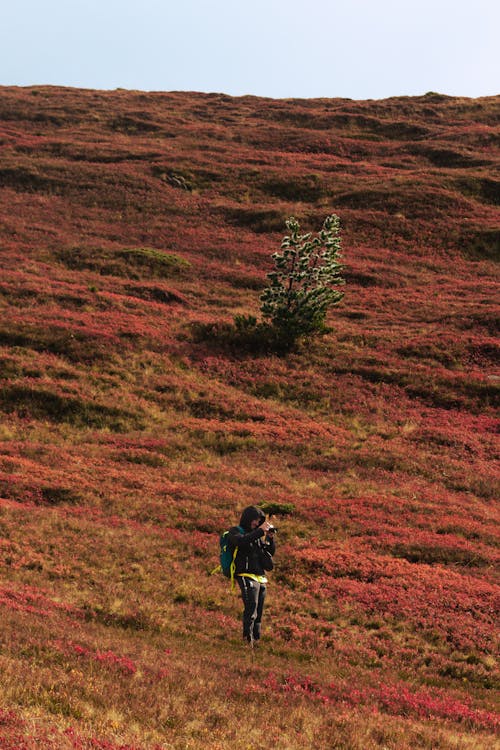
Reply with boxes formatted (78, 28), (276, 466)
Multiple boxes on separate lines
(229, 545), (238, 589)
(238, 573), (268, 584)
(211, 545), (239, 590)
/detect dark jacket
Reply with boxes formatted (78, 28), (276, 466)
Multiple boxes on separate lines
(228, 506), (276, 578)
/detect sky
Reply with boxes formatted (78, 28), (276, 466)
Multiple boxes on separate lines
(1, 0), (499, 100)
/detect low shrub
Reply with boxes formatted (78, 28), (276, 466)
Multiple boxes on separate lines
(190, 317), (296, 354)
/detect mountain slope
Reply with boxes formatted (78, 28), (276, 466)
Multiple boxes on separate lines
(0, 86), (499, 750)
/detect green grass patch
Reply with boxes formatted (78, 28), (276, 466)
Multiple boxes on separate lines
(56, 245), (191, 279)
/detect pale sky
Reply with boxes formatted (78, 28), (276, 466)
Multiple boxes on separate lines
(1, 0), (499, 100)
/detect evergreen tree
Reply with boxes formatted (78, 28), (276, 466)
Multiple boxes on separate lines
(260, 215), (345, 345)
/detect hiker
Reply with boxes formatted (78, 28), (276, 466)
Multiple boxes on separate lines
(228, 506), (276, 647)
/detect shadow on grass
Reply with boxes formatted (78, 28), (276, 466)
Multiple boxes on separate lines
(190, 316), (307, 356)
(0, 325), (113, 364)
(0, 385), (145, 432)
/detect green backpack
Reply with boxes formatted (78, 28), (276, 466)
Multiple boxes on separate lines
(212, 526), (243, 587)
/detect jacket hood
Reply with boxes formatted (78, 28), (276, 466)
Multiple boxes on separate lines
(239, 505), (265, 531)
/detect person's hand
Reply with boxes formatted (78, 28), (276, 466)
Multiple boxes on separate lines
(260, 520), (272, 534)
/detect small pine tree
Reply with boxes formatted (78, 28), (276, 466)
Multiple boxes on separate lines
(260, 215), (345, 346)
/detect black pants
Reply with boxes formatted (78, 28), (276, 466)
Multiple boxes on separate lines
(237, 577), (266, 642)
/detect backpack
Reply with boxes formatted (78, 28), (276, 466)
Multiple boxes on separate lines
(212, 526), (244, 587)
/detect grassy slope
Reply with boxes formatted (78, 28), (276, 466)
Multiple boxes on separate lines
(0, 86), (498, 750)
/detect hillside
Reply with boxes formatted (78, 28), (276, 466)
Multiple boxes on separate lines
(0, 86), (499, 750)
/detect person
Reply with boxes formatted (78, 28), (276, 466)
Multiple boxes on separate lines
(228, 506), (276, 647)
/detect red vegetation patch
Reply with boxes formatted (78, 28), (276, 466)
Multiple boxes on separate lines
(248, 672), (500, 732)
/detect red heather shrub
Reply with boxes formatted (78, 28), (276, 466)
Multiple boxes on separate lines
(253, 672), (499, 731)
